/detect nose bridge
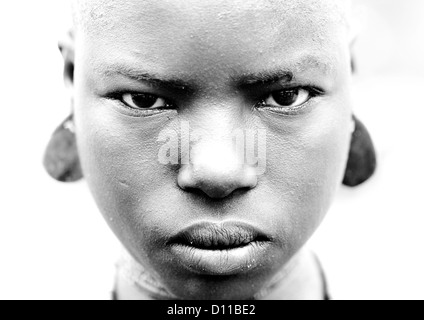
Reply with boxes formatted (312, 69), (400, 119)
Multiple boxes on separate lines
(177, 104), (258, 199)
(190, 96), (244, 132)
(185, 99), (246, 159)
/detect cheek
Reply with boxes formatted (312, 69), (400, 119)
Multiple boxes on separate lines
(264, 104), (351, 244)
(74, 99), (180, 261)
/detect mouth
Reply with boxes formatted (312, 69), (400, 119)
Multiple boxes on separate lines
(167, 221), (271, 276)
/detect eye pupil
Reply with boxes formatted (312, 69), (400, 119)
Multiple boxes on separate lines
(131, 93), (158, 108)
(272, 89), (299, 106)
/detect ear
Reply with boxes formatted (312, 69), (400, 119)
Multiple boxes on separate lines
(58, 30), (75, 95)
(349, 37), (357, 74)
(42, 30), (83, 183)
(347, 3), (362, 75)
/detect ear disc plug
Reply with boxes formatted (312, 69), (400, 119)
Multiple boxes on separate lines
(43, 115), (83, 182)
(343, 116), (377, 187)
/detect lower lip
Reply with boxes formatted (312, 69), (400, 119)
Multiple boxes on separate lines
(170, 242), (270, 276)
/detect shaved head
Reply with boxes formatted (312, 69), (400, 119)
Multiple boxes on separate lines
(71, 0), (354, 36)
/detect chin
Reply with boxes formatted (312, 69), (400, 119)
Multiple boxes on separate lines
(163, 273), (273, 300)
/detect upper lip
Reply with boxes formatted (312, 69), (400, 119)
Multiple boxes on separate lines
(168, 221), (270, 250)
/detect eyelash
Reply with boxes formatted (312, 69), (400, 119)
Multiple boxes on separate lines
(107, 91), (176, 116)
(255, 86), (324, 115)
(106, 86), (324, 117)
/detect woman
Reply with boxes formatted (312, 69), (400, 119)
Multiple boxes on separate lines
(44, 0), (376, 300)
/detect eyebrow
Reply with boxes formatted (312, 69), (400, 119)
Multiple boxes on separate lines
(236, 70), (294, 87)
(97, 55), (331, 92)
(236, 56), (332, 88)
(98, 64), (196, 93)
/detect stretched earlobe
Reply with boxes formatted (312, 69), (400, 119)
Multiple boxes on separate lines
(342, 115), (377, 187)
(43, 114), (83, 182)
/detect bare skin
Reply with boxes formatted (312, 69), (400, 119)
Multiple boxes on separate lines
(63, 0), (354, 299)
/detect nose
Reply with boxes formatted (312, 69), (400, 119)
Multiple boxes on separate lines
(177, 139), (258, 199)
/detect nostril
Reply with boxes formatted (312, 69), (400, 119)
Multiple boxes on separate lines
(198, 183), (237, 199)
(179, 186), (209, 197)
(178, 168), (233, 198)
(181, 186), (254, 200)
(177, 164), (258, 199)
(177, 165), (196, 190)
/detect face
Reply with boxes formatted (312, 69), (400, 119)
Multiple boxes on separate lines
(71, 0), (353, 299)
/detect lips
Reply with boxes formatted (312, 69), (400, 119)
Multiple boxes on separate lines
(170, 222), (267, 249)
(167, 222), (271, 275)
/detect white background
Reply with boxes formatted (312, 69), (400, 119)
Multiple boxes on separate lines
(0, 0), (423, 300)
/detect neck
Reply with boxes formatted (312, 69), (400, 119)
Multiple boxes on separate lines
(114, 247), (327, 300)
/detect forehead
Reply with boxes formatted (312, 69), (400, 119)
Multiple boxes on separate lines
(74, 0), (349, 37)
(73, 0), (350, 81)
(73, 0), (349, 24)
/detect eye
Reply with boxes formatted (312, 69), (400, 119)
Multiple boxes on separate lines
(263, 88), (312, 109)
(121, 93), (169, 110)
